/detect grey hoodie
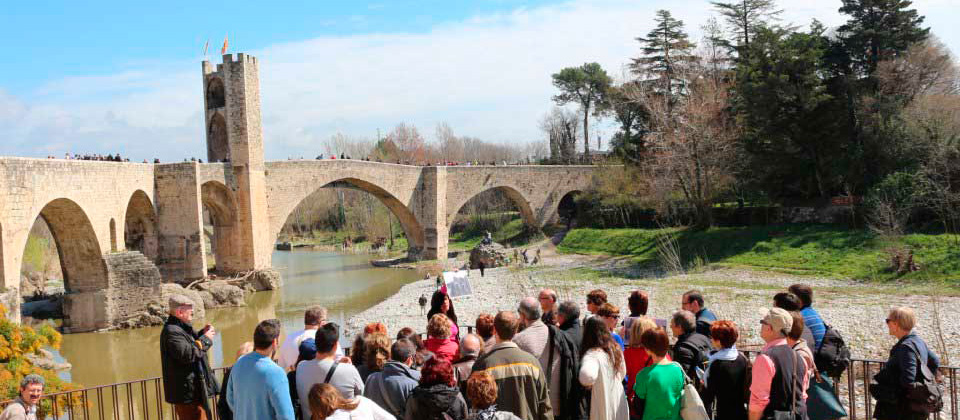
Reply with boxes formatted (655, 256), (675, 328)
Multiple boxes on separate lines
(364, 360), (422, 417)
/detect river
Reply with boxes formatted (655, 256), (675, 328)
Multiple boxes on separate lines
(54, 249), (421, 387)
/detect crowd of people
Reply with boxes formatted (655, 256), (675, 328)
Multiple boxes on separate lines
(144, 282), (944, 420)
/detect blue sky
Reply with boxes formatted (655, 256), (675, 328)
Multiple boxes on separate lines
(1, 0), (957, 162)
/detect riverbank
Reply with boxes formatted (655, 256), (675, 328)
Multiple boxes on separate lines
(558, 225), (960, 285)
(347, 249), (960, 364)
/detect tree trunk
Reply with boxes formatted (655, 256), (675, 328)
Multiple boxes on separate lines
(582, 107), (590, 161)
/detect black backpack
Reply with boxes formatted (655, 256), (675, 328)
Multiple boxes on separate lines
(814, 325), (850, 378)
(904, 344), (944, 414)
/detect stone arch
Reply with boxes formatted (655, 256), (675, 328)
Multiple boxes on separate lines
(556, 190), (582, 225)
(201, 181), (242, 274)
(206, 77), (225, 109)
(280, 178), (426, 256)
(447, 186), (537, 234)
(33, 198), (107, 293)
(207, 113), (230, 163)
(124, 190), (158, 261)
(109, 219), (117, 252)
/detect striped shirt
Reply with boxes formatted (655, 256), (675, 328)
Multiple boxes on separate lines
(801, 307), (826, 349)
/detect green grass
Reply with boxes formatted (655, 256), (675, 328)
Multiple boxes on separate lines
(557, 224), (960, 283)
(449, 217), (540, 251)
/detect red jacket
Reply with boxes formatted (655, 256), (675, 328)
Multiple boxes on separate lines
(625, 346), (671, 392)
(424, 337), (459, 362)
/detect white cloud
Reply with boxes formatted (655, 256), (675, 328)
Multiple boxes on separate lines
(0, 0), (957, 162)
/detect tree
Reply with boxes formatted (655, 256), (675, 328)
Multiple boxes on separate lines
(734, 25), (845, 199)
(385, 123), (427, 164)
(837, 0), (929, 77)
(606, 81), (651, 163)
(540, 107), (580, 164)
(635, 62), (740, 228)
(551, 63), (612, 159)
(630, 10), (697, 105)
(710, 0), (782, 51)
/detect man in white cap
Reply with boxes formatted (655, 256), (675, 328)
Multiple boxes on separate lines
(748, 307), (809, 420)
(161, 294), (217, 420)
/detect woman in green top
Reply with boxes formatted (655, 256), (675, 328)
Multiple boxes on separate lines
(632, 328), (684, 420)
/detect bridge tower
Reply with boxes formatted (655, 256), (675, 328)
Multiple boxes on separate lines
(200, 54), (272, 272)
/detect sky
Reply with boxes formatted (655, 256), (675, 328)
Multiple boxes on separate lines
(0, 0), (957, 162)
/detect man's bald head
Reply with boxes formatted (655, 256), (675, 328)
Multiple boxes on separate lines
(538, 289), (557, 312)
(460, 333), (483, 358)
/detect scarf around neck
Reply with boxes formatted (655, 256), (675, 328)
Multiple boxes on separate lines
(704, 346), (739, 387)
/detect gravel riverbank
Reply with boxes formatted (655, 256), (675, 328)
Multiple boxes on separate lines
(347, 251), (960, 364)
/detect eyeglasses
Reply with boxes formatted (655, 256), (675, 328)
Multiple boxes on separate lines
(759, 320), (768, 326)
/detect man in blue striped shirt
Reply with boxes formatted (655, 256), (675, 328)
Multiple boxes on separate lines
(789, 284), (826, 349)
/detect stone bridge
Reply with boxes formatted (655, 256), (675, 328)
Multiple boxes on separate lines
(0, 53), (598, 332)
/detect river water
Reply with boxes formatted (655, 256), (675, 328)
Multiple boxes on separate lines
(55, 250), (421, 388)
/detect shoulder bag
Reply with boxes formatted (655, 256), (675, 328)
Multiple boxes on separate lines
(672, 362), (709, 420)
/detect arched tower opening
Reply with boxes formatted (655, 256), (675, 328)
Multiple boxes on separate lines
(206, 77), (225, 109)
(124, 190), (158, 262)
(557, 190), (581, 228)
(201, 181), (241, 274)
(207, 113), (230, 163)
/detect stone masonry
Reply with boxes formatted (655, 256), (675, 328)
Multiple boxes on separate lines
(0, 53), (599, 332)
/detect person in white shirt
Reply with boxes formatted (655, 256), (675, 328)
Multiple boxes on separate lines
(308, 383), (394, 420)
(296, 323), (365, 419)
(278, 306), (344, 371)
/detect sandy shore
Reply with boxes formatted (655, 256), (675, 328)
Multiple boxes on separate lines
(347, 250), (960, 364)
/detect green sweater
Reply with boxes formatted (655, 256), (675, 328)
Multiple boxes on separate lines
(633, 362), (684, 420)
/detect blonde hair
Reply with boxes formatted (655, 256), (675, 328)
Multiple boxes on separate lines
(628, 317), (658, 348)
(235, 342), (254, 361)
(888, 307), (917, 331)
(428, 313), (451, 339)
(309, 383), (359, 419)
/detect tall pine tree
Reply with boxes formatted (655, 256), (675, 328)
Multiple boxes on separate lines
(551, 63), (612, 159)
(838, 0), (929, 77)
(711, 0), (782, 51)
(631, 10), (696, 105)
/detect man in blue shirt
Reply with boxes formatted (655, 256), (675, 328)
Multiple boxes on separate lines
(682, 290), (717, 338)
(789, 284), (826, 348)
(227, 319), (296, 420)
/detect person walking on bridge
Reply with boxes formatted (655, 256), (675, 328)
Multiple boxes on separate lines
(161, 295), (218, 420)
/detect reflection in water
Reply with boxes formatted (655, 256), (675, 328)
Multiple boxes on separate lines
(56, 250), (420, 387)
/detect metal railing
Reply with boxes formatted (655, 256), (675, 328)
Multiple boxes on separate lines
(4, 329), (957, 419)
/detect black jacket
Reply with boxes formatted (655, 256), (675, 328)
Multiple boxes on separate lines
(673, 332), (711, 382)
(549, 318), (588, 420)
(160, 316), (218, 405)
(701, 352), (750, 420)
(404, 383), (468, 420)
(872, 333), (940, 420)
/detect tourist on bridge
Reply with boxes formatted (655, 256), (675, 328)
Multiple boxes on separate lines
(871, 307), (941, 420)
(466, 372), (523, 420)
(226, 319), (296, 420)
(537, 289), (558, 326)
(748, 308), (808, 420)
(0, 374), (44, 420)
(681, 290), (716, 338)
(427, 290), (461, 341)
(700, 320), (749, 420)
(365, 338), (422, 417)
(472, 311), (553, 420)
(403, 357), (468, 420)
(160, 295), (218, 420)
(579, 317), (629, 420)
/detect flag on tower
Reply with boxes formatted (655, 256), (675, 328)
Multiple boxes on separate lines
(202, 39), (209, 56)
(221, 36), (229, 55)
